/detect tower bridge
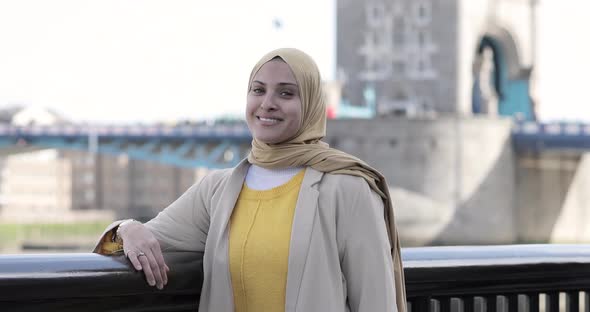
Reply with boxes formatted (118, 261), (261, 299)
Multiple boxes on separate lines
(1, 120), (589, 168)
(0, 123), (252, 169)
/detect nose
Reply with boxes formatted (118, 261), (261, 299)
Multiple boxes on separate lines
(260, 94), (277, 111)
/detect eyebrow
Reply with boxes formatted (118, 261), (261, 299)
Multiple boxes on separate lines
(252, 80), (298, 87)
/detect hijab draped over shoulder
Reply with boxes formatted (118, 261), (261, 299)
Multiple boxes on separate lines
(247, 48), (407, 312)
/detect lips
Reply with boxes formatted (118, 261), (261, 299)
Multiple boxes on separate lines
(257, 116), (283, 124)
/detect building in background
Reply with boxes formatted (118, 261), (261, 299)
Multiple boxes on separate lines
(337, 0), (538, 120)
(99, 153), (207, 221)
(0, 107), (207, 223)
(0, 150), (75, 222)
(0, 149), (206, 223)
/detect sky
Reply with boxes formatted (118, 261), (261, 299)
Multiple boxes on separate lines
(0, 0), (588, 123)
(535, 0), (590, 122)
(0, 0), (336, 123)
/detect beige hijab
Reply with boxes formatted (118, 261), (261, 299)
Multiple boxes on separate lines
(247, 48), (406, 312)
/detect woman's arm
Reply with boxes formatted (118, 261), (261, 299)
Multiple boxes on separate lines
(94, 174), (212, 290)
(338, 178), (397, 312)
(131, 175), (212, 288)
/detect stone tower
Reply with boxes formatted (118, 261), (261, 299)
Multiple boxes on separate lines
(337, 0), (537, 120)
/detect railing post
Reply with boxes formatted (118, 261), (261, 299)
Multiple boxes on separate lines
(474, 297), (485, 312)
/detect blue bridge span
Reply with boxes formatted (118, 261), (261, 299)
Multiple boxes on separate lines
(1, 121), (589, 168)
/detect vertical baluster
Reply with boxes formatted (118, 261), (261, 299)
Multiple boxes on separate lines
(453, 298), (463, 312)
(474, 297), (485, 312)
(566, 291), (580, 312)
(486, 295), (497, 312)
(545, 292), (559, 312)
(527, 293), (540, 312)
(584, 291), (590, 312)
(430, 299), (438, 312)
(507, 294), (518, 312)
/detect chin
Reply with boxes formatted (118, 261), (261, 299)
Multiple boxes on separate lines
(253, 134), (284, 144)
(253, 130), (278, 144)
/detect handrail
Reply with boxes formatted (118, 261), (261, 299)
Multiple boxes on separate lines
(0, 252), (203, 312)
(2, 245), (590, 311)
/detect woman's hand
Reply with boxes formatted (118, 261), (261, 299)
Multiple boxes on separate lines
(118, 221), (169, 289)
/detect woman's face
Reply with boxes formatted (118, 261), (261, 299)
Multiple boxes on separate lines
(246, 59), (302, 144)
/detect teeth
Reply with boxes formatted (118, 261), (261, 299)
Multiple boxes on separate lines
(259, 117), (280, 122)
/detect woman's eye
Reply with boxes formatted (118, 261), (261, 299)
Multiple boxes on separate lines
(280, 90), (294, 96)
(251, 87), (264, 94)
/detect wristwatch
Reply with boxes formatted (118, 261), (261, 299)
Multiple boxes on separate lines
(113, 219), (137, 245)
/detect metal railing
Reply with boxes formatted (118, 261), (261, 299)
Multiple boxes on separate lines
(0, 252), (203, 312)
(0, 123), (252, 140)
(404, 245), (590, 312)
(2, 244), (590, 311)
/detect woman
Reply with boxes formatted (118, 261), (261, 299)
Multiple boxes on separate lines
(95, 48), (406, 312)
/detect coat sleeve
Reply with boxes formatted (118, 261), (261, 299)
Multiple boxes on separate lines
(92, 220), (126, 254)
(143, 175), (211, 252)
(338, 178), (397, 312)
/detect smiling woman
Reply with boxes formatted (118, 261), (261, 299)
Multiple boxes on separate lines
(94, 48), (406, 312)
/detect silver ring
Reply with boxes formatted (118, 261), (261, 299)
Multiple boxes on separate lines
(137, 252), (146, 257)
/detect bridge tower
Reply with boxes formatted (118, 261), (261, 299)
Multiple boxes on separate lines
(333, 0), (590, 246)
(337, 0), (537, 120)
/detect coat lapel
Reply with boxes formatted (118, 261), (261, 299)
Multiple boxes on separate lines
(285, 168), (323, 312)
(211, 159), (249, 240)
(208, 159), (249, 312)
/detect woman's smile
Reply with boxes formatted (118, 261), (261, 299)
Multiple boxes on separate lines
(257, 116), (284, 124)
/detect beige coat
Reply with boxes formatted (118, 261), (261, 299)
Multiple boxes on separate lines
(100, 159), (398, 312)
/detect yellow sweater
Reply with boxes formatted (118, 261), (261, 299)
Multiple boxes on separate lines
(229, 169), (305, 312)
